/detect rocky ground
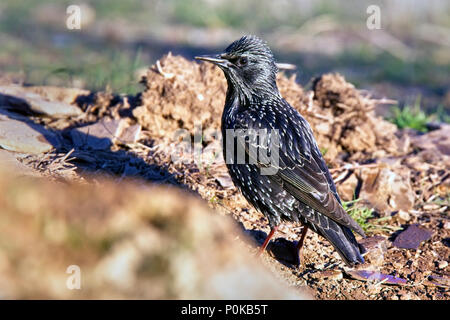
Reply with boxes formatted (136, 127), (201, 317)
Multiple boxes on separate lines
(0, 55), (448, 299)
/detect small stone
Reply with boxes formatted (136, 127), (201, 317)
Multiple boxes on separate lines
(399, 292), (417, 300)
(422, 203), (440, 211)
(398, 210), (411, 222)
(71, 119), (125, 150)
(438, 261), (448, 269)
(118, 124), (141, 144)
(411, 123), (450, 156)
(404, 156), (430, 172)
(359, 236), (387, 267)
(359, 166), (415, 213)
(336, 173), (358, 201)
(26, 86), (90, 105)
(438, 206), (448, 213)
(444, 221), (450, 230)
(366, 282), (382, 295)
(360, 236), (387, 251)
(392, 224), (433, 250)
(0, 85), (82, 118)
(312, 270), (343, 281)
(0, 118), (58, 154)
(215, 175), (233, 189)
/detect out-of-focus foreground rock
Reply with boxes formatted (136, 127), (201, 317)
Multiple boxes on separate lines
(0, 165), (309, 299)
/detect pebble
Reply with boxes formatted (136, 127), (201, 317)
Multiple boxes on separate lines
(312, 270), (343, 281)
(336, 173), (358, 201)
(359, 236), (387, 267)
(118, 124), (141, 144)
(0, 118), (58, 154)
(398, 210), (411, 222)
(71, 119), (125, 150)
(438, 261), (448, 269)
(392, 224), (433, 250)
(359, 167), (415, 212)
(0, 85), (82, 118)
(399, 292), (417, 300)
(215, 175), (234, 189)
(422, 203), (440, 211)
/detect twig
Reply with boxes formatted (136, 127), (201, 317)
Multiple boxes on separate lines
(276, 63), (297, 70)
(329, 163), (379, 172)
(371, 98), (398, 105)
(156, 60), (174, 79)
(60, 148), (75, 163)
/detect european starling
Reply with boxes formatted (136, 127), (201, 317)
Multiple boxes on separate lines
(196, 35), (366, 266)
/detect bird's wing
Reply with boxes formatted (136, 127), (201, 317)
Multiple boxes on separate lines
(234, 99), (365, 237)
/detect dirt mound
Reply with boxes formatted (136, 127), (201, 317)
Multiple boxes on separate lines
(310, 74), (399, 160)
(133, 54), (401, 163)
(133, 53), (226, 141)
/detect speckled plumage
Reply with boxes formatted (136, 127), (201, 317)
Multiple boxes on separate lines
(196, 35), (366, 266)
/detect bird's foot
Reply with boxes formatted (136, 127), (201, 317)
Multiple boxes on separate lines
(257, 226), (278, 257)
(294, 244), (306, 270)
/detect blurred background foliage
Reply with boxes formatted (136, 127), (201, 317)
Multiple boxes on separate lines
(0, 0), (449, 124)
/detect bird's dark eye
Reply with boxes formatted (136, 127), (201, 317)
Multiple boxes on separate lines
(238, 56), (248, 66)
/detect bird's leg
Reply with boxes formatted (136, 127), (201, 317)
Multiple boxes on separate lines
(296, 226), (308, 266)
(257, 226), (278, 256)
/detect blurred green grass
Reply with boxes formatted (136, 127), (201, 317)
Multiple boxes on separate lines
(344, 199), (400, 234)
(388, 96), (450, 132)
(1, 38), (146, 94)
(0, 0), (149, 94)
(388, 97), (430, 132)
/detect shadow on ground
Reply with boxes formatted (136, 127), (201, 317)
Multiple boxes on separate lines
(0, 102), (184, 190)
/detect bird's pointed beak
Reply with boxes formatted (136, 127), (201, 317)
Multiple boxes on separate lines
(195, 54), (230, 68)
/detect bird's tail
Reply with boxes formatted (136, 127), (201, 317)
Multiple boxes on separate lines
(319, 221), (366, 267)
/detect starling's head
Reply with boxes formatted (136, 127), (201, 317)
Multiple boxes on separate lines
(196, 35), (280, 102)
